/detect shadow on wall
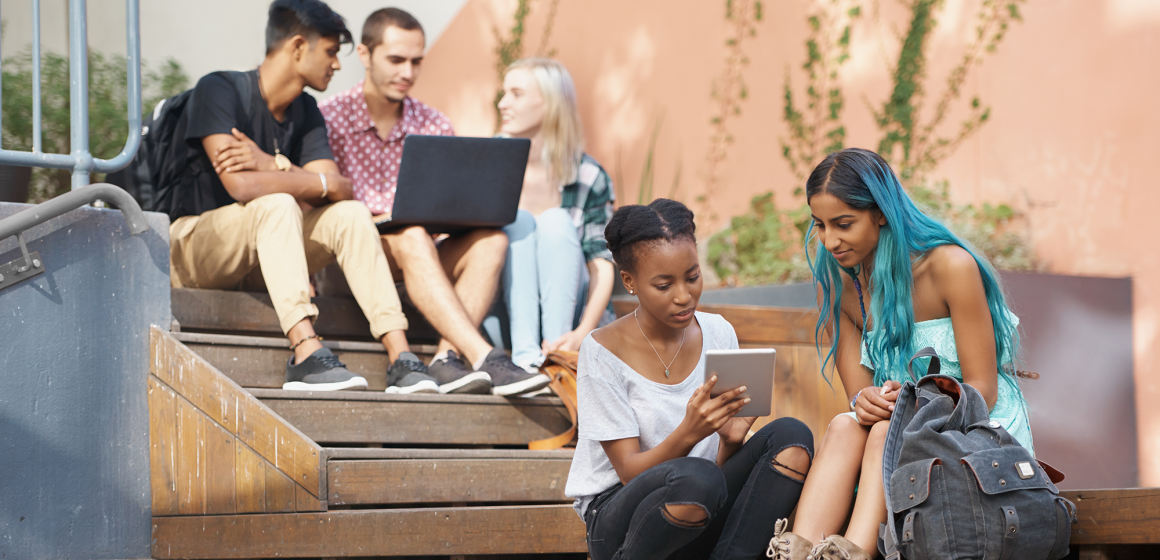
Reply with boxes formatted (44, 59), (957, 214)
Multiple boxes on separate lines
(701, 272), (1137, 490)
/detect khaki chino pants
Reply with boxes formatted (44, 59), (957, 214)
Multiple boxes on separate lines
(169, 193), (408, 338)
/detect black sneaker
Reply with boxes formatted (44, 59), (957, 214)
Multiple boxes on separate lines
(385, 352), (439, 394)
(480, 348), (551, 396)
(283, 347), (368, 391)
(428, 350), (493, 394)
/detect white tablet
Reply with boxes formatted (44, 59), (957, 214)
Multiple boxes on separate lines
(705, 348), (776, 418)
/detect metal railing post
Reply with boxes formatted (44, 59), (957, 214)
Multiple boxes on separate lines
(33, 0), (43, 153)
(68, 0), (92, 189)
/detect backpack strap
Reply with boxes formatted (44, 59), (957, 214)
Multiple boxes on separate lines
(227, 71), (254, 118)
(528, 351), (579, 450)
(906, 346), (941, 382)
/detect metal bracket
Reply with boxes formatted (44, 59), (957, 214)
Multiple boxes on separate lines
(0, 232), (46, 291)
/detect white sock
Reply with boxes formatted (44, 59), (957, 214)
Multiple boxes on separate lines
(472, 353), (490, 372)
(430, 350), (449, 366)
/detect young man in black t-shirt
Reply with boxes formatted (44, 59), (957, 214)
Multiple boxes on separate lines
(168, 0), (437, 392)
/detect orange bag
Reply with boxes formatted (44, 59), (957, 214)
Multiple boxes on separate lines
(528, 350), (579, 450)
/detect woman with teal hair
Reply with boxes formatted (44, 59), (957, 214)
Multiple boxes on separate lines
(766, 148), (1033, 560)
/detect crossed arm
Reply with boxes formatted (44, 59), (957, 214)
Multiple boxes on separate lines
(202, 128), (353, 206)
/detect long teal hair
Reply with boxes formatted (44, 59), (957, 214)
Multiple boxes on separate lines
(805, 148), (1020, 388)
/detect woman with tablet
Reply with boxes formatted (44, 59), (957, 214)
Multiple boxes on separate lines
(496, 58), (617, 372)
(766, 148), (1033, 560)
(564, 199), (814, 560)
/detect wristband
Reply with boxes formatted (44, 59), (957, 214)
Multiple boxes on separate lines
(850, 388), (864, 411)
(318, 173), (328, 199)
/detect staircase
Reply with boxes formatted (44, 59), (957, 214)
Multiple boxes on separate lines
(149, 288), (587, 559)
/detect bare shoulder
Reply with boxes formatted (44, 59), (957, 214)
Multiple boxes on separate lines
(925, 244), (982, 278)
(591, 314), (633, 353)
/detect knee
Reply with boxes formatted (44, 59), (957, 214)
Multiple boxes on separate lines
(470, 227), (509, 255)
(756, 417), (814, 451)
(772, 445), (812, 481)
(387, 225), (435, 257)
(662, 503), (711, 528)
(247, 192), (300, 218)
(535, 207), (579, 240)
(328, 199), (372, 222)
(504, 209), (536, 240)
(668, 457), (728, 511)
(866, 419), (890, 449)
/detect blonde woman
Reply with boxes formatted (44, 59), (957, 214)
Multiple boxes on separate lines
(498, 58), (617, 371)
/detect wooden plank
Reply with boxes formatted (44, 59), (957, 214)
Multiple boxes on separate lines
(171, 286), (443, 342)
(1063, 488), (1160, 545)
(151, 505), (587, 558)
(324, 448), (575, 460)
(328, 458), (572, 505)
(175, 398), (206, 515)
(235, 443), (266, 514)
(295, 482), (325, 512)
(264, 462), (297, 513)
(148, 376), (180, 516)
(204, 421), (236, 515)
(248, 388), (564, 406)
(151, 327), (323, 499)
(181, 340), (390, 391)
(612, 300), (825, 345)
(259, 396), (571, 446)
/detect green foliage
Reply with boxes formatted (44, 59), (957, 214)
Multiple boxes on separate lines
(781, 0), (861, 181)
(492, 0), (560, 131)
(714, 0), (1036, 286)
(1, 48), (188, 202)
(707, 192), (812, 286)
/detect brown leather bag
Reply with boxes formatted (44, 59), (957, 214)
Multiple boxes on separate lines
(528, 350), (579, 450)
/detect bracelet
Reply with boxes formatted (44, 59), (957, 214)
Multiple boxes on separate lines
(850, 388), (864, 411)
(289, 334), (322, 351)
(318, 173), (329, 199)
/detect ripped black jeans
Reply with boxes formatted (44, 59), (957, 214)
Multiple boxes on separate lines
(584, 417), (814, 560)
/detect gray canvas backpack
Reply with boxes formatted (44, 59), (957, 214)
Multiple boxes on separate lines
(879, 347), (1077, 560)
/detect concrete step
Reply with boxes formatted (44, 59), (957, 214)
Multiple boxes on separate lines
(324, 448), (574, 506)
(173, 331), (437, 392)
(251, 389), (572, 447)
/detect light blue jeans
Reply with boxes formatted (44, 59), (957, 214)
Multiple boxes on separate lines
(502, 208), (587, 370)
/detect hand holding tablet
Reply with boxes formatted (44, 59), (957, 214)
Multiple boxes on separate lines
(705, 348), (776, 418)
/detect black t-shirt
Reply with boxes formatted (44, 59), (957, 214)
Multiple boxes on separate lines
(174, 70), (333, 219)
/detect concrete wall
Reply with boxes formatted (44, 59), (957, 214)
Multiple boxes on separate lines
(411, 0), (1160, 487)
(0, 203), (170, 559)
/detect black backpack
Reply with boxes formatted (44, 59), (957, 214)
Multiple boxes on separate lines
(108, 71), (252, 219)
(879, 347), (1076, 560)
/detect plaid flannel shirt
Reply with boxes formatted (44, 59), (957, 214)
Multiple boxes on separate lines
(561, 154), (615, 263)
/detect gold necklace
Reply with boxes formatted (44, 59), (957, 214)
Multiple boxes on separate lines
(634, 309), (687, 378)
(256, 67), (291, 171)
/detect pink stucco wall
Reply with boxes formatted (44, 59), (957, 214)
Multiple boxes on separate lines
(409, 0), (1160, 485)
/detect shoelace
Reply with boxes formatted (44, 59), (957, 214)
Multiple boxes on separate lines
(397, 358), (426, 373)
(806, 538), (852, 560)
(766, 518), (791, 559)
(316, 353), (347, 370)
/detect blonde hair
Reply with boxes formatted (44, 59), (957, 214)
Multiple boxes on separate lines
(505, 58), (585, 187)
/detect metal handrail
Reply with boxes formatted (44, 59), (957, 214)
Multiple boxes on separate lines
(0, 0), (141, 189)
(0, 183), (149, 240)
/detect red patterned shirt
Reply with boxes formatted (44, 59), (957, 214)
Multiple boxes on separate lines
(318, 81), (455, 215)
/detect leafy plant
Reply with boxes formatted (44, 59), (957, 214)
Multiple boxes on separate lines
(1, 48), (188, 202)
(702, 0), (763, 224)
(711, 0), (1037, 286)
(492, 0), (560, 130)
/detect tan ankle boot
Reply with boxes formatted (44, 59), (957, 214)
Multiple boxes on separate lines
(766, 518), (812, 560)
(806, 534), (872, 560)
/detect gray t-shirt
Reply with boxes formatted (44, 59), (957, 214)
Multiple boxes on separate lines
(564, 311), (740, 518)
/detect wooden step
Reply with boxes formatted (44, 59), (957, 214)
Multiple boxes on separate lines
(151, 504), (587, 558)
(173, 332), (436, 391)
(325, 448), (574, 505)
(251, 389), (572, 446)
(172, 286), (441, 342)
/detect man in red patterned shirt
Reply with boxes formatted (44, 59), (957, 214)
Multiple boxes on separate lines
(320, 8), (548, 397)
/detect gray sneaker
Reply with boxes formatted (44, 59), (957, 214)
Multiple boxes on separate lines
(480, 348), (551, 396)
(428, 350), (493, 394)
(283, 347), (368, 391)
(385, 352), (439, 394)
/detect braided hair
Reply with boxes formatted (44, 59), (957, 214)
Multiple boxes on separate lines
(605, 198), (697, 274)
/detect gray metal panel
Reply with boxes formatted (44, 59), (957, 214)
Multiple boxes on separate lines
(0, 202), (170, 559)
(1001, 271), (1137, 489)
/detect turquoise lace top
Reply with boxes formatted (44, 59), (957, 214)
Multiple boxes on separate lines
(860, 315), (1035, 455)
